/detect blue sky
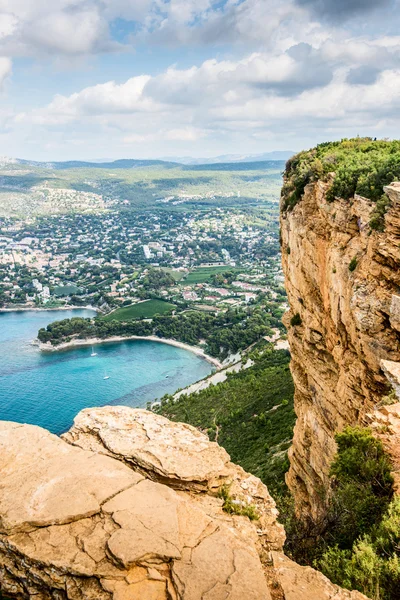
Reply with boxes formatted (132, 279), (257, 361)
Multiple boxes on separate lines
(0, 0), (399, 160)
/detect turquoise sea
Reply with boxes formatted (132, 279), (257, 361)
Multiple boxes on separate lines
(0, 309), (213, 433)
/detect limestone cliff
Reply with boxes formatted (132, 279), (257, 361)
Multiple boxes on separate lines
(0, 406), (366, 599)
(281, 177), (400, 519)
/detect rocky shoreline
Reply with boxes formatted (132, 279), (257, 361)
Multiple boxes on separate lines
(36, 335), (223, 369)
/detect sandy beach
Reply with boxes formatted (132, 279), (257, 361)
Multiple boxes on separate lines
(37, 335), (222, 369)
(0, 305), (99, 313)
(174, 357), (253, 399)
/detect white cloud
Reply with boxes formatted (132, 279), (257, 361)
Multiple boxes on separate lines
(0, 0), (328, 60)
(2, 0), (400, 158)
(0, 56), (11, 88)
(49, 75), (154, 116)
(0, 1), (120, 58)
(142, 0), (322, 49)
(14, 45), (400, 150)
(22, 10), (111, 55)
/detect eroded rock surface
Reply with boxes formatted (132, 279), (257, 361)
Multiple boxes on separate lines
(0, 421), (139, 534)
(0, 407), (368, 599)
(62, 407), (232, 492)
(271, 553), (367, 600)
(281, 180), (400, 518)
(367, 402), (400, 493)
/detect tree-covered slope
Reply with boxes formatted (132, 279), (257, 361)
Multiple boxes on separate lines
(155, 346), (295, 495)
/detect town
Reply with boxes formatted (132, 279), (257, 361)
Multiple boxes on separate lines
(0, 204), (286, 318)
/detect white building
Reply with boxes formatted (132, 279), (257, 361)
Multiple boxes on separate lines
(143, 245), (152, 259)
(32, 279), (43, 292)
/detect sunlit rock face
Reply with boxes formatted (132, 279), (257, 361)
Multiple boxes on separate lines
(0, 407), (368, 599)
(281, 179), (400, 519)
(0, 408), (282, 600)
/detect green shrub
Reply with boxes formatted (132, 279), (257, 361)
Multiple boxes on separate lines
(327, 427), (394, 548)
(290, 313), (302, 327)
(280, 427), (396, 599)
(349, 257), (358, 272)
(217, 484), (260, 520)
(369, 194), (392, 231)
(378, 389), (398, 407)
(315, 428), (396, 599)
(331, 428), (393, 493)
(319, 498), (400, 600)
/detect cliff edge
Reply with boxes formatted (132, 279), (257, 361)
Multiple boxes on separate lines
(0, 406), (366, 599)
(281, 150), (400, 518)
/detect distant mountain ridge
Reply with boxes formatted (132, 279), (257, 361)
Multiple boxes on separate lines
(160, 151), (295, 164)
(1, 151), (294, 170)
(17, 158), (179, 170)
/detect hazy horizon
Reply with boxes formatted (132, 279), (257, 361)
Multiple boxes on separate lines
(1, 150), (295, 165)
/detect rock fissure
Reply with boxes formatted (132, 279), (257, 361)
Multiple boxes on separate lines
(0, 406), (369, 599)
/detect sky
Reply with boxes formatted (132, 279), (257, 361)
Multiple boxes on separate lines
(0, 0), (399, 161)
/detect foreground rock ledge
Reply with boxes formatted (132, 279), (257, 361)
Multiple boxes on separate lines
(0, 407), (366, 599)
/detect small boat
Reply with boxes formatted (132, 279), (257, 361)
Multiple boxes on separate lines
(103, 370), (110, 380)
(90, 346), (98, 357)
(165, 375), (169, 378)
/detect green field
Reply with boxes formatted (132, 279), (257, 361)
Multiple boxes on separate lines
(54, 284), (82, 297)
(184, 266), (238, 284)
(103, 300), (175, 321)
(161, 268), (185, 282)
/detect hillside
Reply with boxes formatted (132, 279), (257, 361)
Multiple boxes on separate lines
(156, 346), (295, 495)
(0, 158), (285, 217)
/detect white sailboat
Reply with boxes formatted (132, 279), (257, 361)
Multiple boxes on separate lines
(103, 370), (110, 380)
(90, 346), (98, 357)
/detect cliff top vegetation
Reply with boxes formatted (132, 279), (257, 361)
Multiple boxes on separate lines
(282, 137), (400, 211)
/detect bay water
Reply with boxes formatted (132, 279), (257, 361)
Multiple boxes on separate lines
(0, 309), (212, 433)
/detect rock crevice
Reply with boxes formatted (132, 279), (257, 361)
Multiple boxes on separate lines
(0, 407), (368, 599)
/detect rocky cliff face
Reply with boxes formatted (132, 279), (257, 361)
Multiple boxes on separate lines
(281, 180), (400, 519)
(0, 406), (367, 599)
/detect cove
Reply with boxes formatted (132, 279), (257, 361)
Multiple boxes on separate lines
(0, 309), (213, 433)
